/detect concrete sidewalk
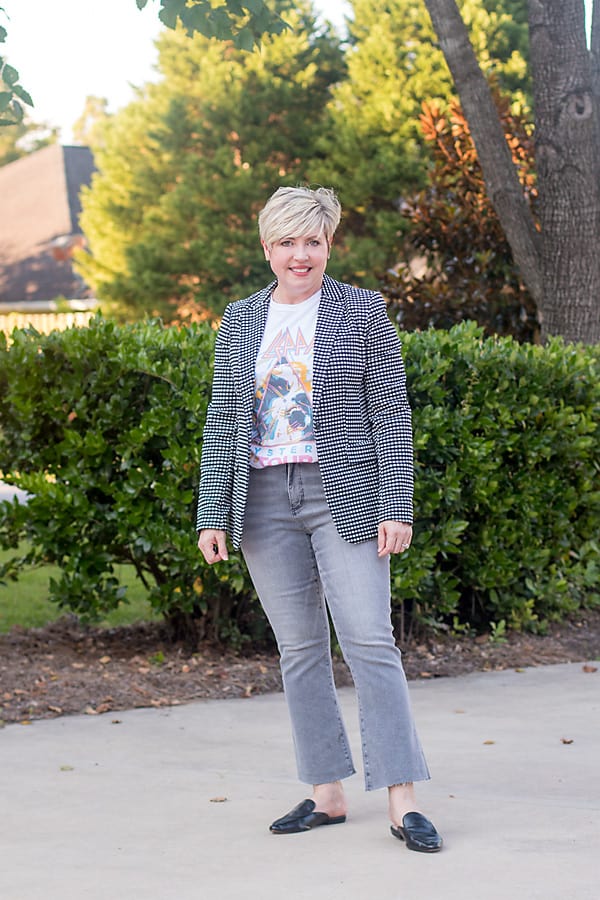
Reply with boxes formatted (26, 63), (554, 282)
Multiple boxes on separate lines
(1, 662), (598, 900)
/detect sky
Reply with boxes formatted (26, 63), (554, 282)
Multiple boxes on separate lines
(3, 1), (595, 144)
(3, 0), (350, 143)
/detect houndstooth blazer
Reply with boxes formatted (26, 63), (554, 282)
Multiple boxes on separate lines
(196, 273), (414, 549)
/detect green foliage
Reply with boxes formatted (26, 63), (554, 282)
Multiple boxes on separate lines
(390, 323), (600, 636)
(138, 0), (290, 50)
(77, 2), (344, 320)
(383, 90), (540, 341)
(1, 320), (598, 647)
(0, 7), (33, 127)
(0, 317), (264, 647)
(0, 544), (158, 632)
(1, 0), (293, 133)
(76, 0), (531, 317)
(314, 0), (531, 286)
(461, 0), (530, 99)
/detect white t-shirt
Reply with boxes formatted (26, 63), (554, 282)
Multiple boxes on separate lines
(249, 290), (320, 468)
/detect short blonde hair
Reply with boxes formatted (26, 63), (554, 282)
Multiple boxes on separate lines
(258, 186), (341, 247)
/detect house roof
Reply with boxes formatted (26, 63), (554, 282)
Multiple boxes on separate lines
(0, 144), (95, 304)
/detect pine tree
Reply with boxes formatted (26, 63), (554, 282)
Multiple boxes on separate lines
(315, 0), (530, 286)
(76, 1), (344, 320)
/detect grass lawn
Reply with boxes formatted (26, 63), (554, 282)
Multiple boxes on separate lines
(0, 545), (160, 633)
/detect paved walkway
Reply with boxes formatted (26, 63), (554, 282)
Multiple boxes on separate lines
(1, 662), (598, 900)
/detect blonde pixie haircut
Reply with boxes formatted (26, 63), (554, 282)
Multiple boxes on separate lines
(258, 186), (341, 248)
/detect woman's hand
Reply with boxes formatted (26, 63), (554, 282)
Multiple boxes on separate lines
(198, 529), (229, 564)
(377, 521), (412, 558)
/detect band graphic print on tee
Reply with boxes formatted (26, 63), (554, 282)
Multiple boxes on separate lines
(249, 292), (320, 468)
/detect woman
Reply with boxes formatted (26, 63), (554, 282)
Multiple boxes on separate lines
(197, 186), (442, 853)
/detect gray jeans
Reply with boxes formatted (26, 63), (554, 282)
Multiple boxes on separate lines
(240, 463), (430, 791)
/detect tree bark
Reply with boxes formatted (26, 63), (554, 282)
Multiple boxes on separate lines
(529, 0), (600, 342)
(592, 0), (600, 57)
(422, 0), (543, 307)
(424, 0), (600, 344)
(590, 0), (600, 124)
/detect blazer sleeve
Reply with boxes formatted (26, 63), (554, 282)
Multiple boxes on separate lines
(363, 293), (414, 524)
(196, 305), (236, 532)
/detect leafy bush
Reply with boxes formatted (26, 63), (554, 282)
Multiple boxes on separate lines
(0, 318), (598, 646)
(0, 317), (264, 647)
(391, 323), (600, 637)
(383, 91), (540, 343)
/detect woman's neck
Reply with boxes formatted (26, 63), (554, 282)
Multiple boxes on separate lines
(272, 284), (322, 305)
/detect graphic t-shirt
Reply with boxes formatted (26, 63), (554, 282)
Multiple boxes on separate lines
(249, 290), (320, 468)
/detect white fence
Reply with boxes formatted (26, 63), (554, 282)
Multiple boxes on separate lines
(0, 311), (95, 338)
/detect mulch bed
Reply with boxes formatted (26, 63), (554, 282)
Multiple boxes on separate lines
(1, 609), (599, 725)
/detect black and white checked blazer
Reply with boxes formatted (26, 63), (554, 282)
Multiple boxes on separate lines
(196, 273), (414, 548)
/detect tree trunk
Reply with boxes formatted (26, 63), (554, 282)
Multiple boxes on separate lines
(422, 0), (543, 307)
(424, 0), (600, 344)
(529, 0), (600, 343)
(590, 0), (600, 143)
(593, 0), (600, 61)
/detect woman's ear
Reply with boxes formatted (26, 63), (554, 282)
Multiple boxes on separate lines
(261, 239), (270, 261)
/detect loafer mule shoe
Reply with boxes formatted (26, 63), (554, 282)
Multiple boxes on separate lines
(390, 812), (443, 853)
(270, 799), (346, 834)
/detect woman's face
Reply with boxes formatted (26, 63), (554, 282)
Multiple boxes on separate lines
(262, 233), (330, 303)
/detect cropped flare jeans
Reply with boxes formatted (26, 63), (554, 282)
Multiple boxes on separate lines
(240, 463), (430, 791)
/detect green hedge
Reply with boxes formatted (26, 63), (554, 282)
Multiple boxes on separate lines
(0, 317), (598, 646)
(396, 325), (599, 636)
(0, 317), (261, 647)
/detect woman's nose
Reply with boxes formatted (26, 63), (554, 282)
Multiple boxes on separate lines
(293, 244), (309, 259)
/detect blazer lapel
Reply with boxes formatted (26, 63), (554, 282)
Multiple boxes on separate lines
(313, 274), (345, 415)
(237, 284), (272, 411)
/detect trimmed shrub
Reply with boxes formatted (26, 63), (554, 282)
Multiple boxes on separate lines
(0, 318), (598, 645)
(392, 323), (599, 636)
(0, 317), (263, 648)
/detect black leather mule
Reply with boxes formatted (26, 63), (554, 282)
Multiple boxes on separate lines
(270, 799), (347, 834)
(390, 812), (443, 852)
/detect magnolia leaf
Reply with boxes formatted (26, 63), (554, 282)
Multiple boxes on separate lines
(181, 6), (216, 38)
(1, 61), (18, 85)
(211, 8), (237, 41)
(244, 0), (267, 14)
(12, 83), (33, 107)
(0, 25), (7, 42)
(234, 25), (256, 52)
(159, 0), (187, 29)
(0, 89), (11, 111)
(136, 0), (149, 9)
(158, 6), (178, 28)
(226, 0), (244, 14)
